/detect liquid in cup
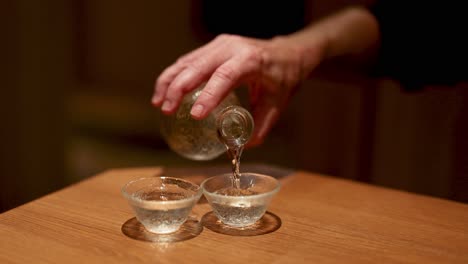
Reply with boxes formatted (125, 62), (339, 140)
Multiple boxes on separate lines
(122, 177), (202, 234)
(202, 173), (280, 228)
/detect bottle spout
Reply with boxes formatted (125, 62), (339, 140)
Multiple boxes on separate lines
(216, 106), (254, 148)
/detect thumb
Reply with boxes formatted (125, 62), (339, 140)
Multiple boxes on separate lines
(246, 97), (281, 148)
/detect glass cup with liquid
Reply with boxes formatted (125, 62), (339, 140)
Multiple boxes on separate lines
(201, 173), (280, 228)
(121, 176), (202, 234)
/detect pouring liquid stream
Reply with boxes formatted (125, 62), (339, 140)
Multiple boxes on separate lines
(227, 145), (243, 189)
(216, 105), (254, 192)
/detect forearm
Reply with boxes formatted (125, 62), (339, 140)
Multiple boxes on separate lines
(274, 6), (380, 76)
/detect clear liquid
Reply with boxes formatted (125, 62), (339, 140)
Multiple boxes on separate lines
(217, 106), (253, 190)
(131, 191), (192, 234)
(160, 87), (242, 161)
(227, 145), (243, 189)
(215, 187), (257, 196)
(212, 188), (263, 227)
(210, 201), (266, 227)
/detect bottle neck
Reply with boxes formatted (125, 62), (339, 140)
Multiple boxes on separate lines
(216, 106), (254, 148)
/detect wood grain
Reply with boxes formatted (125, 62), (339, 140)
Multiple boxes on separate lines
(1, 167), (467, 263)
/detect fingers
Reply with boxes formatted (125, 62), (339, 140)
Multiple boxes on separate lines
(152, 36), (226, 108)
(152, 63), (183, 106)
(189, 60), (240, 118)
(191, 50), (262, 119)
(161, 55), (225, 114)
(246, 96), (281, 148)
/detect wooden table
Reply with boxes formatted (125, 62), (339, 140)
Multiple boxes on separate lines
(1, 166), (467, 263)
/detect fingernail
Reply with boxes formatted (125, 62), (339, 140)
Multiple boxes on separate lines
(152, 93), (162, 104)
(162, 100), (172, 112)
(190, 104), (204, 117)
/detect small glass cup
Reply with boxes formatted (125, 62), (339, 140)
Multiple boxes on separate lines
(201, 173), (280, 228)
(121, 176), (202, 234)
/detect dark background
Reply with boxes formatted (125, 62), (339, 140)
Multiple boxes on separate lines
(1, 0), (467, 212)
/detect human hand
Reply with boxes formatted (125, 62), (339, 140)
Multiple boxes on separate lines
(152, 34), (326, 147)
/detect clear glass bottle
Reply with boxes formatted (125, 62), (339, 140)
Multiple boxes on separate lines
(160, 85), (254, 161)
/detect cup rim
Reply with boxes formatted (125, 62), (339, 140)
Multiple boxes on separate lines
(121, 176), (203, 206)
(200, 172), (280, 200)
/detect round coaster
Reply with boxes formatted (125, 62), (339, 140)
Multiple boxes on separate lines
(201, 211), (281, 236)
(121, 217), (203, 243)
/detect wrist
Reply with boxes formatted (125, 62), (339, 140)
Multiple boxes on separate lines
(271, 30), (330, 79)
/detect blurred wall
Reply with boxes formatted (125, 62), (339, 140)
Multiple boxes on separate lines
(1, 0), (72, 211)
